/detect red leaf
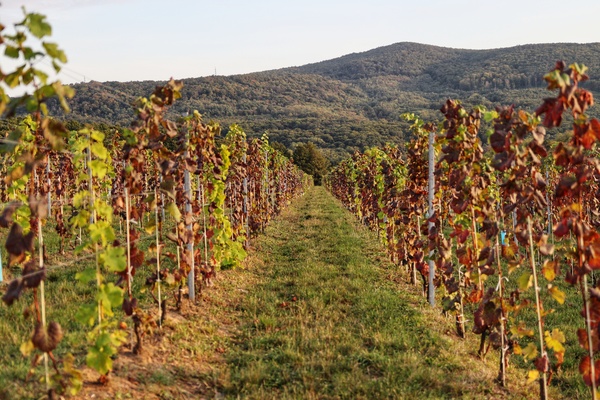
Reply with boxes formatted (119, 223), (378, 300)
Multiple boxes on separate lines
(592, 119), (600, 141)
(467, 288), (483, 304)
(554, 219), (570, 238)
(534, 355), (549, 372)
(578, 328), (600, 352)
(579, 356), (600, 387)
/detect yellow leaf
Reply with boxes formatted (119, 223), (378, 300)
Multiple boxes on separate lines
(523, 342), (538, 361)
(570, 203), (582, 213)
(545, 329), (566, 353)
(548, 285), (566, 305)
(20, 340), (35, 356)
(542, 260), (557, 282)
(527, 369), (540, 384)
(513, 342), (522, 355)
(518, 272), (533, 291)
(511, 321), (535, 338)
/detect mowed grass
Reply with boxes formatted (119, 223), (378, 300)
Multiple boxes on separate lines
(219, 186), (542, 399)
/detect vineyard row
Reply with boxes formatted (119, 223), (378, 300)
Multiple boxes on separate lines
(326, 61), (600, 399)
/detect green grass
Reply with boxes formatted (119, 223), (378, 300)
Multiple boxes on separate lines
(218, 187), (540, 399)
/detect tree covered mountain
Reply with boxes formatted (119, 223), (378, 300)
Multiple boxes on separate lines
(51, 42), (600, 162)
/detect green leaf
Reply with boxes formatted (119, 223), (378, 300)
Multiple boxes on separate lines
(91, 130), (105, 142)
(166, 202), (181, 222)
(61, 353), (83, 395)
(518, 271), (533, 291)
(94, 199), (114, 221)
(51, 60), (61, 73)
(90, 142), (108, 160)
(42, 42), (67, 63)
(89, 159), (108, 179)
(5, 69), (23, 88)
(89, 221), (115, 247)
(98, 283), (123, 314)
(101, 246), (126, 272)
(21, 68), (34, 85)
(523, 342), (538, 361)
(75, 303), (98, 327)
(71, 210), (90, 228)
(570, 63), (588, 76)
(33, 69), (49, 85)
(86, 332), (116, 375)
(25, 13), (52, 39)
(5, 45), (19, 58)
(72, 191), (88, 208)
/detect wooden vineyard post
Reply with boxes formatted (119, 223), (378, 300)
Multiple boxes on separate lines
(201, 182), (209, 273)
(414, 216), (420, 287)
(263, 149), (269, 231)
(154, 188), (162, 328)
(184, 159), (195, 302)
(38, 208), (50, 391)
(125, 188), (132, 298)
(582, 273), (597, 400)
(46, 155), (51, 216)
(471, 206), (481, 291)
(495, 236), (507, 387)
(242, 152), (249, 247)
(176, 246), (182, 310)
(545, 170), (553, 240)
(427, 127), (435, 307)
(527, 216), (548, 400)
(160, 176), (166, 224)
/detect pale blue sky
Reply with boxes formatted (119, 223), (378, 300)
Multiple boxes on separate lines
(2, 0), (600, 86)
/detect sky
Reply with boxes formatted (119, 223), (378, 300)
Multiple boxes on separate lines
(1, 0), (600, 89)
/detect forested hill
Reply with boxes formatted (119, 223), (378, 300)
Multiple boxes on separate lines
(52, 42), (600, 162)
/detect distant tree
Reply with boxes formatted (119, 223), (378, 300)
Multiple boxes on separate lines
(271, 141), (292, 158)
(293, 142), (330, 185)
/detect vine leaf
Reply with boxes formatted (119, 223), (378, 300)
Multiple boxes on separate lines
(548, 285), (566, 304)
(534, 355), (549, 372)
(24, 13), (52, 38)
(32, 321), (63, 353)
(578, 328), (600, 352)
(0, 201), (21, 227)
(5, 222), (35, 266)
(527, 369), (540, 384)
(518, 272), (533, 291)
(86, 332), (117, 376)
(579, 356), (600, 387)
(22, 260), (45, 289)
(20, 339), (35, 357)
(542, 260), (557, 281)
(545, 329), (566, 353)
(166, 202), (181, 222)
(523, 342), (539, 361)
(101, 246), (126, 272)
(2, 278), (24, 306)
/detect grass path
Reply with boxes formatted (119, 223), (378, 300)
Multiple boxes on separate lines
(213, 186), (538, 399)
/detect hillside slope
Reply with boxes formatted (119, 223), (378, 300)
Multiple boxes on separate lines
(52, 42), (600, 161)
